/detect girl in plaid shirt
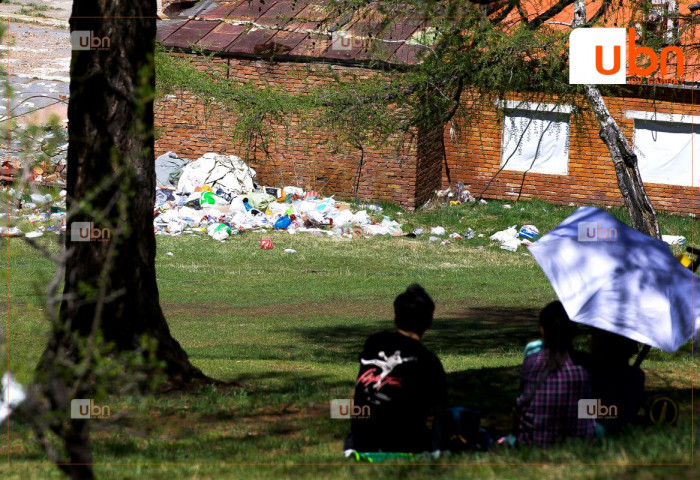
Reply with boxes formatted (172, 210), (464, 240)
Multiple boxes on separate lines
(516, 301), (596, 446)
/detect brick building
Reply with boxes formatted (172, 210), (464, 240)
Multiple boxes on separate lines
(155, 0), (699, 213)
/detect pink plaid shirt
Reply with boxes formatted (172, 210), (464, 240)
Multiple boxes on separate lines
(517, 349), (596, 446)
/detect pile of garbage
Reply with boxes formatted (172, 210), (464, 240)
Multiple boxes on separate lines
(153, 152), (404, 242)
(0, 188), (66, 238)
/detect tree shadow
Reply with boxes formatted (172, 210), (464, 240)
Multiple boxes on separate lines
(283, 306), (541, 364)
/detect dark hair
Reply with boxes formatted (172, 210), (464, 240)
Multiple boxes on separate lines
(539, 301), (577, 372)
(394, 284), (435, 336)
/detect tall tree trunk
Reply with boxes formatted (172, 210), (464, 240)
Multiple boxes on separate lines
(46, 0), (205, 379)
(573, 0), (660, 238)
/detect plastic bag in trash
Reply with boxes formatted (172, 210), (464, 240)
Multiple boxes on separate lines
(518, 225), (539, 241)
(500, 238), (520, 252)
(490, 225), (518, 243)
(430, 226), (446, 235)
(464, 228), (475, 239)
(352, 210), (371, 225)
(0, 372), (26, 424)
(662, 235), (686, 246)
(260, 237), (274, 249)
(275, 216), (292, 230)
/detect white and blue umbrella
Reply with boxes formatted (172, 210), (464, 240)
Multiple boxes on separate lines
(528, 206), (700, 353)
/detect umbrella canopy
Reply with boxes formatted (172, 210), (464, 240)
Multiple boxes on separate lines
(528, 206), (700, 353)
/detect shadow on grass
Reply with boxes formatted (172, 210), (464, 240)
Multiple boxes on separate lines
(282, 306), (541, 364)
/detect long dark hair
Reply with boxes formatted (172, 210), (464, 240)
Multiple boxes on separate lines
(539, 301), (576, 372)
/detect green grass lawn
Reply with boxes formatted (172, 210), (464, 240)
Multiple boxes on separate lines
(3, 199), (699, 479)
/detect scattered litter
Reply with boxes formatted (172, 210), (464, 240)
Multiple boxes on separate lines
(449, 232), (463, 240)
(662, 235), (686, 246)
(464, 228), (475, 239)
(455, 182), (471, 203)
(208, 223), (231, 242)
(0, 227), (22, 237)
(500, 238), (520, 252)
(440, 239), (451, 245)
(569, 202), (576, 207)
(284, 248), (297, 254)
(25, 231), (43, 238)
(490, 225), (518, 243)
(413, 228), (424, 236)
(166, 252), (174, 256)
(429, 236), (440, 243)
(518, 225), (539, 241)
(479, 199), (488, 205)
(503, 204), (512, 209)
(0, 372), (26, 424)
(260, 237), (274, 249)
(360, 204), (383, 212)
(491, 225), (519, 251)
(478, 234), (485, 238)
(430, 226), (446, 235)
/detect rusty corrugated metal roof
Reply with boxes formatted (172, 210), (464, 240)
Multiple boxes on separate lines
(158, 0), (430, 66)
(157, 0), (699, 81)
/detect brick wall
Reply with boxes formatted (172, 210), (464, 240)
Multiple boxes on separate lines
(155, 52), (698, 214)
(154, 55), (440, 209)
(442, 88), (699, 215)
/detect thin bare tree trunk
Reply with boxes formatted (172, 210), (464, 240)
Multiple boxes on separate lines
(573, 0), (660, 238)
(582, 85), (660, 238)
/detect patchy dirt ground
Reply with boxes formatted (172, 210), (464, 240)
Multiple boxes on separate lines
(1, 0), (71, 124)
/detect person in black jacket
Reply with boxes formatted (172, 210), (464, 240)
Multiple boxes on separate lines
(343, 284), (448, 454)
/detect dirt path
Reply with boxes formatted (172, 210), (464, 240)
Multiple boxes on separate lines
(1, 0), (71, 124)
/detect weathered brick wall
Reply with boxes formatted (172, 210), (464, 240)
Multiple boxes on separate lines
(155, 55), (431, 209)
(155, 51), (698, 213)
(443, 88), (699, 215)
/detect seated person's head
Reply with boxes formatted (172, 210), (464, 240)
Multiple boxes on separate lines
(539, 301), (577, 371)
(394, 284), (435, 338)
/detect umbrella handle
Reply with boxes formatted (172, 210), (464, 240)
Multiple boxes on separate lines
(633, 345), (651, 368)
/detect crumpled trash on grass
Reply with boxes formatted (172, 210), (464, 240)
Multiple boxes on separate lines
(0, 372), (26, 424)
(490, 225), (521, 251)
(662, 235), (686, 246)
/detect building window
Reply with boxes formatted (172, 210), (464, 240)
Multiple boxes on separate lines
(499, 101), (571, 176)
(627, 111), (700, 187)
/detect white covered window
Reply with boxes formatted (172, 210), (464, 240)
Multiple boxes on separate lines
(627, 111), (700, 187)
(499, 101), (571, 175)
